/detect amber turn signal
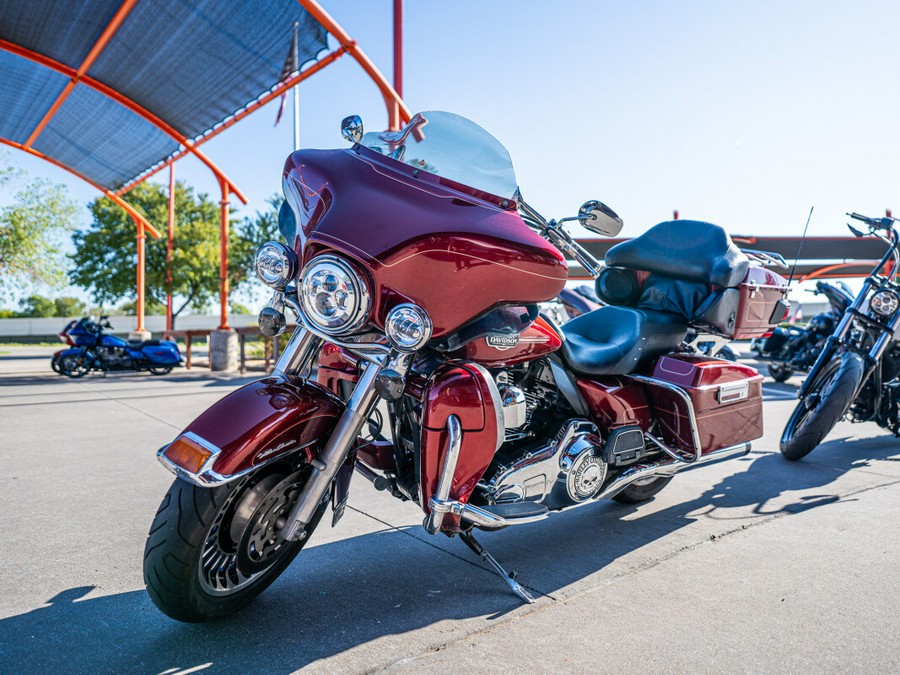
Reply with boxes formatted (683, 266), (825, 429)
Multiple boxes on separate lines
(164, 436), (214, 474)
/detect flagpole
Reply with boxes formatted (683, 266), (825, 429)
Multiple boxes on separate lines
(292, 21), (300, 151)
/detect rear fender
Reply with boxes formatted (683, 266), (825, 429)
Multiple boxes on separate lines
(158, 375), (344, 486)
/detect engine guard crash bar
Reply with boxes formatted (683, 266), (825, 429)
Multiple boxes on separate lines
(428, 440), (751, 532)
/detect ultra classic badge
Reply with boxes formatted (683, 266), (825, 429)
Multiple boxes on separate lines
(486, 333), (519, 351)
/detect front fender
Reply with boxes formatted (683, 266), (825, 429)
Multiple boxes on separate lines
(158, 375), (344, 486)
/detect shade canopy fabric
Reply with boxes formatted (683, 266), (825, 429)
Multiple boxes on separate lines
(0, 0), (328, 190)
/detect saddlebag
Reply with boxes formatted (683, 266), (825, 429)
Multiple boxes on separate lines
(645, 354), (764, 454)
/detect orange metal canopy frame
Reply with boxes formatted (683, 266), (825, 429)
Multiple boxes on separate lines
(1, 0), (410, 335)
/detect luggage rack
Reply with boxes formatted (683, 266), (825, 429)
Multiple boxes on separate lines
(741, 248), (789, 269)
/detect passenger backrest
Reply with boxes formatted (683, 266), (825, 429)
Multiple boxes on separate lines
(605, 220), (749, 289)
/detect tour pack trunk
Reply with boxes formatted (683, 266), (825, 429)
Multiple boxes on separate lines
(646, 354), (764, 453)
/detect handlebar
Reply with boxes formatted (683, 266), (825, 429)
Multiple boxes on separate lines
(848, 212), (897, 231)
(518, 198), (605, 278)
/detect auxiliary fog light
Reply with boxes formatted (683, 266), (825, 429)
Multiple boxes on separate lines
(870, 290), (900, 318)
(385, 304), (433, 352)
(255, 241), (298, 289)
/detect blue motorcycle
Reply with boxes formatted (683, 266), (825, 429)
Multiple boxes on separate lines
(57, 316), (182, 378)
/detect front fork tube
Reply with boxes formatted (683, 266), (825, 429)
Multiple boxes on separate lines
(801, 296), (900, 401)
(276, 330), (411, 542)
(273, 326), (322, 378)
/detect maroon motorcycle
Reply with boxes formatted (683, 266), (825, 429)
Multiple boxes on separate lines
(144, 111), (789, 622)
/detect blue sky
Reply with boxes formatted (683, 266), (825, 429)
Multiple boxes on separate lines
(4, 0), (900, 305)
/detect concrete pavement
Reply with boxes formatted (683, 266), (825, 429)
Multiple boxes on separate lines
(0, 346), (898, 673)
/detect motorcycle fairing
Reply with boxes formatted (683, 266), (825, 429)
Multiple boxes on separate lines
(283, 148), (568, 338)
(158, 376), (343, 486)
(419, 362), (501, 529)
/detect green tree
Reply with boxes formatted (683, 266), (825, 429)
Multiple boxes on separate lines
(19, 294), (56, 317)
(0, 158), (79, 296)
(54, 296), (88, 317)
(116, 297), (166, 315)
(234, 194), (283, 278)
(69, 181), (256, 329)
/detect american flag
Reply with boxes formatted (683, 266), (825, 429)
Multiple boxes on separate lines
(274, 30), (298, 127)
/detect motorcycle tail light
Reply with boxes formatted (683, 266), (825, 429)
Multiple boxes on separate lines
(164, 436), (214, 474)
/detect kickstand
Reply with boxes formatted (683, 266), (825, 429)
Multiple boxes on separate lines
(459, 531), (535, 604)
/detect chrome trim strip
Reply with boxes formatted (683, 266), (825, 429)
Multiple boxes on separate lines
(156, 434), (318, 488)
(423, 415), (463, 534)
(467, 362), (505, 451)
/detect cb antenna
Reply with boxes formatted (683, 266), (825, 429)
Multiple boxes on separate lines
(787, 206), (814, 286)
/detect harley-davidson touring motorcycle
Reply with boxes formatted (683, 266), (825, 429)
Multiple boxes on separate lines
(781, 212), (900, 460)
(57, 316), (182, 377)
(754, 280), (853, 382)
(144, 111), (789, 622)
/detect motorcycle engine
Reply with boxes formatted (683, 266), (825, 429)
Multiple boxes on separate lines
(478, 360), (609, 510)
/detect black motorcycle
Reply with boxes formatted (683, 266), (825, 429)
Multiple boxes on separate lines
(756, 280), (854, 382)
(781, 212), (900, 460)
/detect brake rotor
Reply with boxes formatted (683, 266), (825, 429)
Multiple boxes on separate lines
(234, 470), (306, 575)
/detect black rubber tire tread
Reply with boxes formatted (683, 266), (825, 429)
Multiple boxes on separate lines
(59, 354), (88, 378)
(717, 345), (737, 362)
(780, 351), (864, 461)
(767, 362), (794, 383)
(148, 366), (174, 376)
(612, 476), (673, 504)
(143, 475), (325, 623)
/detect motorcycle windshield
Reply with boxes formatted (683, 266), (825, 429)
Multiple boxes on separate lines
(359, 111), (518, 200)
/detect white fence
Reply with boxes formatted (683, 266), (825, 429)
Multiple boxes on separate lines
(0, 314), (259, 339)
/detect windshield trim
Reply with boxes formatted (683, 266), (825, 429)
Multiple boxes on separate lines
(352, 144), (518, 210)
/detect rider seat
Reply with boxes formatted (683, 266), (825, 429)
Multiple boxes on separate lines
(561, 220), (749, 376)
(561, 306), (688, 376)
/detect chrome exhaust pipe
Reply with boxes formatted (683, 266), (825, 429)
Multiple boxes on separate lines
(449, 441), (751, 531)
(593, 441), (751, 502)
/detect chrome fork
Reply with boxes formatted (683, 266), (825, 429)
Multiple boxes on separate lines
(275, 327), (410, 542)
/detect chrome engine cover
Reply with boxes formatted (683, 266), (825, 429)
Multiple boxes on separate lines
(485, 419), (606, 509)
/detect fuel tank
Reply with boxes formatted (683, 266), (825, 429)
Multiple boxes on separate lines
(283, 147), (568, 339)
(449, 315), (563, 367)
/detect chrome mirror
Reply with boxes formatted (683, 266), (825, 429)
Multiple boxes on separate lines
(578, 200), (623, 237)
(341, 115), (364, 143)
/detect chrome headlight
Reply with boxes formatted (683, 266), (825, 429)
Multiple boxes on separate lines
(385, 304), (433, 352)
(299, 255), (371, 335)
(870, 290), (899, 317)
(255, 241), (297, 289)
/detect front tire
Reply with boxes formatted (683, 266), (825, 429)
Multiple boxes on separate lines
(143, 465), (326, 622)
(59, 352), (90, 378)
(780, 351), (864, 461)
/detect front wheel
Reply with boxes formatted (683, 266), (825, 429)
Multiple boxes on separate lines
(780, 351), (864, 461)
(143, 464), (327, 622)
(59, 352), (91, 378)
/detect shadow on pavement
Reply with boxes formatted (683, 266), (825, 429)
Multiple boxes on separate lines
(2, 433), (895, 672)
